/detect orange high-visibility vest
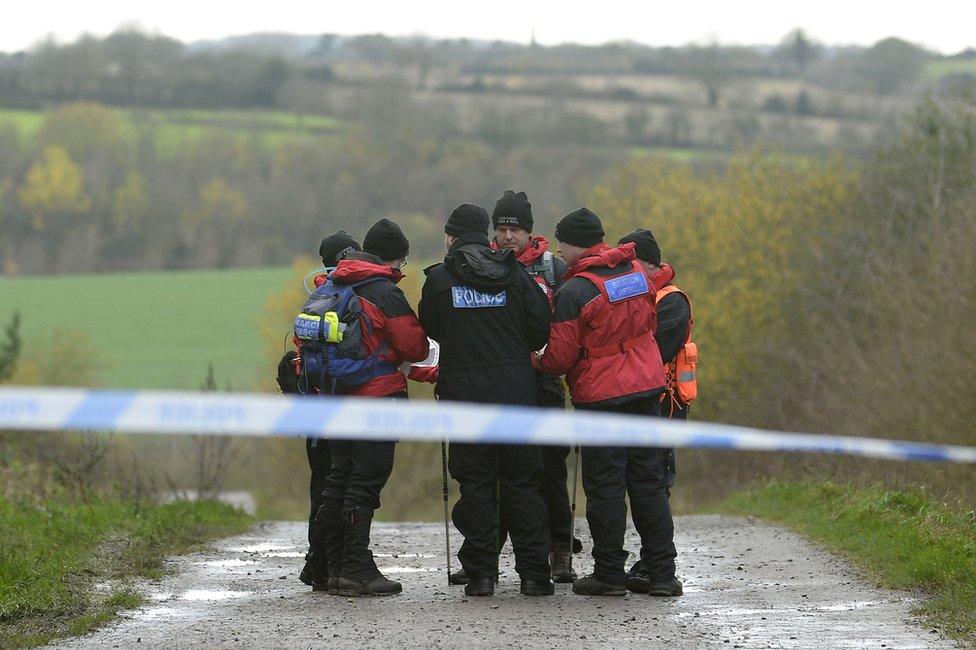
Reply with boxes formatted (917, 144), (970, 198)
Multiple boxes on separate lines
(655, 285), (697, 406)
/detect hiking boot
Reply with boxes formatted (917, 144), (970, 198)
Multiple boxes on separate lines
(299, 557), (315, 586)
(572, 574), (626, 596)
(449, 567), (469, 585)
(464, 576), (495, 597)
(451, 566), (499, 585)
(626, 563), (683, 597)
(550, 547), (577, 583)
(335, 573), (402, 597)
(646, 578), (683, 597)
(326, 575), (341, 594)
(520, 578), (555, 596)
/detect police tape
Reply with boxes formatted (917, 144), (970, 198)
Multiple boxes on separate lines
(1, 386), (975, 464)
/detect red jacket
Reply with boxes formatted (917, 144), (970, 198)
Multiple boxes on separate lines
(329, 255), (429, 397)
(491, 235), (567, 304)
(537, 242), (666, 406)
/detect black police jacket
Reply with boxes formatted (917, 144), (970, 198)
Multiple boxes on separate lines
(419, 232), (552, 406)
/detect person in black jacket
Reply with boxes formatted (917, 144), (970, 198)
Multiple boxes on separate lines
(491, 190), (577, 584)
(419, 203), (554, 598)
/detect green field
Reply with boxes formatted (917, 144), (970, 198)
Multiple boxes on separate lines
(0, 266), (292, 389)
(924, 58), (976, 81)
(0, 107), (343, 149)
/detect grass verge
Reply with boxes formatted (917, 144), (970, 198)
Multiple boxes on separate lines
(716, 481), (976, 645)
(0, 497), (252, 648)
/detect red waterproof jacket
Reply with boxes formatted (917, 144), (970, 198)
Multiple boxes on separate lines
(329, 254), (429, 397)
(537, 242), (666, 406)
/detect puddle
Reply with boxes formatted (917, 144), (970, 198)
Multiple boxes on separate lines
(179, 589), (253, 601)
(381, 566), (440, 573)
(229, 543), (294, 553)
(193, 559), (258, 568)
(374, 553), (436, 558)
(149, 592), (174, 602)
(132, 606), (182, 622)
(807, 600), (887, 612)
(262, 551), (304, 558)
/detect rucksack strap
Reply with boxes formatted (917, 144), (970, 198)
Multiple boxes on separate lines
(528, 251), (557, 288)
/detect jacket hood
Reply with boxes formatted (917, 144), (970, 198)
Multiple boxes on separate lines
(446, 232), (517, 291)
(565, 242), (637, 279)
(491, 234), (551, 267)
(649, 262), (676, 292)
(330, 252), (403, 284)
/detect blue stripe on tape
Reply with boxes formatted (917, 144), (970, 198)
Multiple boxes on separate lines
(482, 408), (543, 445)
(272, 396), (341, 436)
(64, 392), (134, 429)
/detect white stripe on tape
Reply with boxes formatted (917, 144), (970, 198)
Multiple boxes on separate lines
(0, 386), (974, 464)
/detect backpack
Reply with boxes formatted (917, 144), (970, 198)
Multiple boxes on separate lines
(527, 250), (557, 287)
(655, 285), (698, 409)
(292, 277), (397, 394)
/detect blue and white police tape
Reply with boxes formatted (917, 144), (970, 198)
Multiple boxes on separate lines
(1, 386), (975, 464)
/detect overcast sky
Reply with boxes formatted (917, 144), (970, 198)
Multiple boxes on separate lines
(3, 1), (974, 54)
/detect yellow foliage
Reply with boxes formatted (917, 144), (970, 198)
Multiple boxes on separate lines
(111, 171), (147, 230)
(586, 150), (852, 425)
(17, 146), (91, 230)
(10, 328), (112, 387)
(180, 178), (247, 232)
(257, 255), (321, 385)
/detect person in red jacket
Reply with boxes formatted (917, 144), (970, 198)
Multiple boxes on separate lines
(537, 207), (682, 598)
(320, 218), (430, 597)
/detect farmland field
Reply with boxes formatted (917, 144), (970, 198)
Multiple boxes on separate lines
(0, 106), (342, 149)
(0, 266), (293, 389)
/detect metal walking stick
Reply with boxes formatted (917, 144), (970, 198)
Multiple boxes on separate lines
(570, 445), (581, 550)
(441, 440), (452, 585)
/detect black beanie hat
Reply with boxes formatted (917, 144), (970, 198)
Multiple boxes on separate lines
(319, 230), (361, 267)
(364, 218), (410, 261)
(445, 204), (490, 237)
(618, 228), (661, 266)
(491, 190), (533, 232)
(555, 206), (605, 248)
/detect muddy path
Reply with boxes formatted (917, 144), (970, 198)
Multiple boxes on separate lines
(50, 515), (953, 649)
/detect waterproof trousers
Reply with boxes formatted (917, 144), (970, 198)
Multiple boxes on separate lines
(449, 442), (550, 581)
(305, 437), (332, 580)
(321, 390), (403, 579)
(578, 396), (677, 586)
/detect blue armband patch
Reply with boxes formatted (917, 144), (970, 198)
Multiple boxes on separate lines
(452, 286), (507, 309)
(604, 272), (649, 302)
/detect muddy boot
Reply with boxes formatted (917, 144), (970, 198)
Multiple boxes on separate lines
(299, 551), (315, 586)
(464, 576), (495, 597)
(449, 567), (469, 585)
(626, 561), (683, 596)
(646, 577), (683, 597)
(319, 496), (345, 594)
(335, 506), (402, 597)
(572, 574), (626, 596)
(550, 546), (577, 583)
(520, 578), (555, 596)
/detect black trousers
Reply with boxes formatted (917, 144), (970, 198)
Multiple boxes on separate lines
(449, 442), (550, 580)
(321, 391), (403, 577)
(579, 396), (677, 585)
(306, 437), (332, 546)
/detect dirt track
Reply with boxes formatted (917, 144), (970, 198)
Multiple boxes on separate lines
(50, 515), (954, 649)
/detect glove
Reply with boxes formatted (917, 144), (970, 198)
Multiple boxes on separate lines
(276, 351), (300, 394)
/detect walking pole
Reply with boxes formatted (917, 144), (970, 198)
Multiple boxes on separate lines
(441, 440), (452, 586)
(570, 445), (581, 549)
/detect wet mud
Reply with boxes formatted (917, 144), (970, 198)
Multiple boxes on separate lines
(50, 515), (955, 648)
